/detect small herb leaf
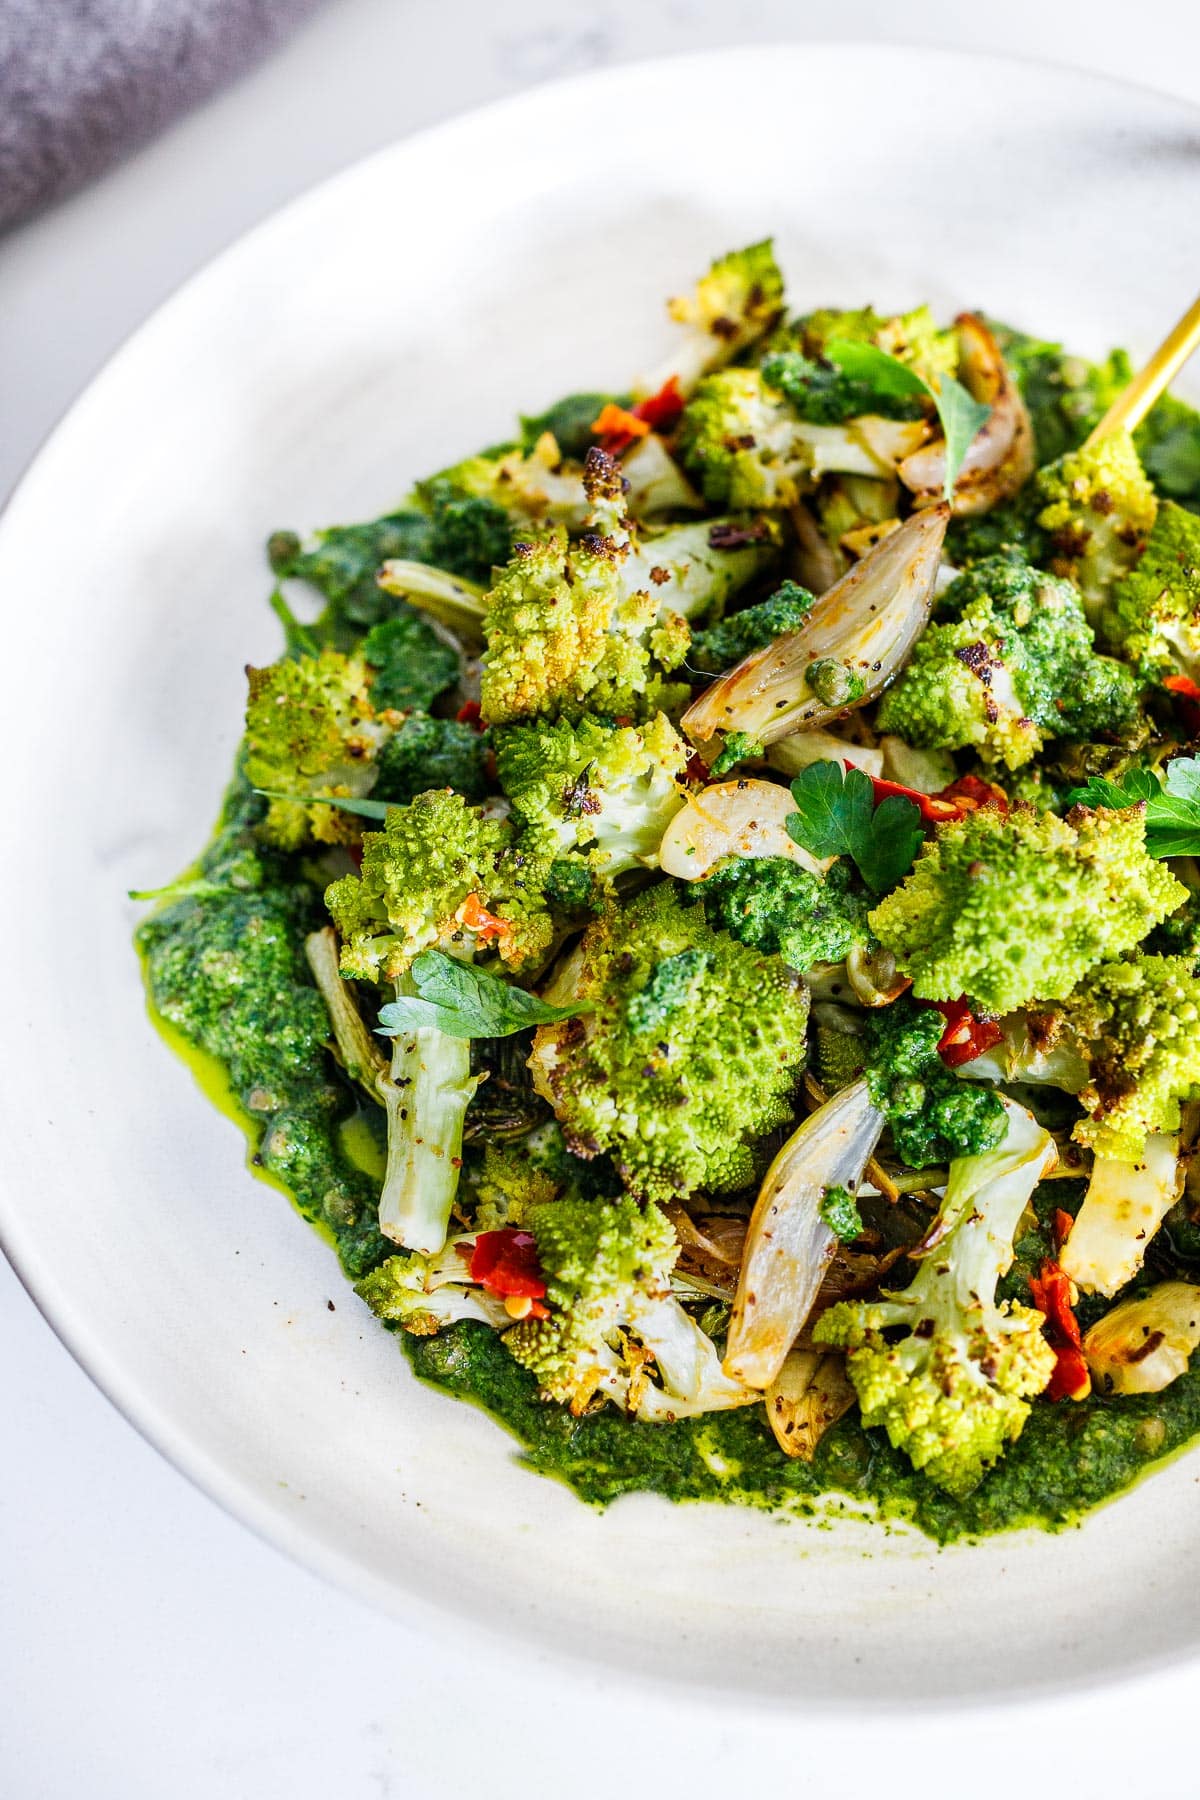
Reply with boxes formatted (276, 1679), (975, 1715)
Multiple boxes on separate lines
(254, 787), (392, 822)
(930, 376), (992, 502)
(786, 761), (923, 895)
(823, 341), (929, 403)
(858, 794), (927, 894)
(826, 341), (991, 502)
(1067, 758), (1200, 859)
(377, 949), (590, 1041)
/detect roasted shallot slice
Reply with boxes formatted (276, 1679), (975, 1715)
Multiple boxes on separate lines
(682, 503), (949, 749)
(898, 313), (1034, 517)
(724, 1078), (885, 1389)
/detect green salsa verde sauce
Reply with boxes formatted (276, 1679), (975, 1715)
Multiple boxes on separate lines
(133, 335), (1200, 1543)
(137, 775), (1200, 1547)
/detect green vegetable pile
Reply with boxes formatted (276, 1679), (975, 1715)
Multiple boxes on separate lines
(135, 242), (1200, 1541)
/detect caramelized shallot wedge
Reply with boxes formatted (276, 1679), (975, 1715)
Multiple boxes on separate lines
(724, 1079), (886, 1390)
(1060, 1134), (1184, 1297)
(658, 777), (829, 879)
(788, 500), (841, 594)
(1084, 1281), (1200, 1395)
(766, 730), (884, 780)
(682, 503), (949, 749)
(898, 313), (1034, 517)
(765, 1349), (857, 1460)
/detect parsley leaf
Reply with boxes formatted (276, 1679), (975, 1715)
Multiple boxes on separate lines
(786, 762), (923, 895)
(1067, 757), (1200, 859)
(825, 341), (991, 502)
(376, 950), (590, 1040)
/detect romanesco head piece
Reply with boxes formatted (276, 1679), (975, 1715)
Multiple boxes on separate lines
(1101, 499), (1200, 683)
(528, 881), (809, 1201)
(876, 555), (1143, 770)
(1036, 429), (1158, 613)
(245, 649), (391, 849)
(504, 1195), (678, 1410)
(868, 802), (1186, 1014)
(478, 449), (690, 726)
(324, 789), (553, 981)
(493, 710), (688, 886)
(1064, 954), (1200, 1162)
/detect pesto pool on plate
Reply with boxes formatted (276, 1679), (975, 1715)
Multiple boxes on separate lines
(135, 241), (1200, 1542)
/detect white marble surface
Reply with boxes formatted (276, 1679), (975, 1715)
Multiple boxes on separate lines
(5, 3), (1200, 1794)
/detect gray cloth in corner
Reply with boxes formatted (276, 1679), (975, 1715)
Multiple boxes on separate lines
(0, 0), (327, 232)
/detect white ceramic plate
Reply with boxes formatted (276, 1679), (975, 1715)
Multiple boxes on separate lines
(5, 44), (1200, 1706)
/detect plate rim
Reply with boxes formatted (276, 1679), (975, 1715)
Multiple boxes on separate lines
(5, 38), (1200, 1708)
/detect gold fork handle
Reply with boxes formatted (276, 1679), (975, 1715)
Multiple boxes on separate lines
(1085, 290), (1200, 446)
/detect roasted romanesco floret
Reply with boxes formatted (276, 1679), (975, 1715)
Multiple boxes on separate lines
(479, 449), (773, 725)
(1101, 499), (1200, 683)
(493, 711), (689, 886)
(355, 1239), (509, 1336)
(528, 882), (809, 1201)
(505, 1196), (755, 1418)
(1036, 428), (1158, 614)
(692, 854), (873, 971)
(863, 997), (1007, 1169)
(1061, 954), (1200, 1162)
(468, 1125), (575, 1231)
(324, 789), (553, 981)
(815, 1099), (1058, 1495)
(244, 649), (395, 849)
(642, 239), (785, 398)
(875, 555), (1143, 770)
(674, 367), (813, 508)
(868, 803), (1186, 1014)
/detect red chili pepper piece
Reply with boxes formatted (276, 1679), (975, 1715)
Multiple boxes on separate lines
(467, 1229), (548, 1300)
(591, 379), (687, 455)
(1029, 1260), (1091, 1402)
(937, 773), (1010, 817)
(931, 997), (1003, 1068)
(868, 774), (962, 825)
(633, 375), (686, 434)
(1164, 675), (1200, 739)
(591, 402), (653, 456)
(1053, 1209), (1075, 1251)
(456, 700), (485, 731)
(456, 892), (510, 946)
